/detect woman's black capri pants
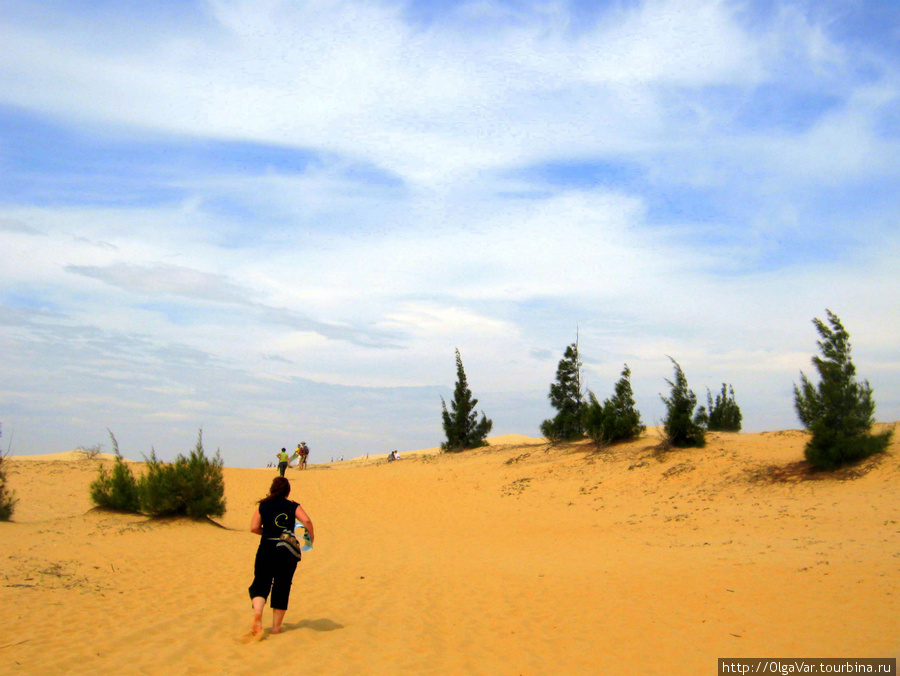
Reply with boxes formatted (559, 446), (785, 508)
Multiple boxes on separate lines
(248, 541), (299, 610)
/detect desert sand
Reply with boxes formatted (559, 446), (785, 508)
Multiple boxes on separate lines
(2, 425), (898, 675)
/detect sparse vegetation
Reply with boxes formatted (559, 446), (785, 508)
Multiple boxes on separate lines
(441, 349), (493, 452)
(660, 358), (707, 448)
(794, 310), (892, 470)
(88, 429), (226, 519)
(77, 443), (103, 459)
(701, 383), (743, 432)
(582, 364), (645, 446)
(540, 340), (585, 442)
(140, 430), (226, 519)
(0, 423), (17, 521)
(90, 431), (141, 513)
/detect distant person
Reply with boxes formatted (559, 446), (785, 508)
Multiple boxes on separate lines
(298, 442), (309, 470)
(247, 476), (315, 638)
(276, 448), (290, 477)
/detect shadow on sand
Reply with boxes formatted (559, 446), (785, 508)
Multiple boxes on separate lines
(283, 618), (344, 633)
(237, 619), (343, 644)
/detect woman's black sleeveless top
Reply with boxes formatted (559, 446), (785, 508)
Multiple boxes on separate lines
(259, 498), (298, 540)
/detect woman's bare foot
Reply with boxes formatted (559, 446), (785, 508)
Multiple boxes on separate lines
(237, 616), (266, 645)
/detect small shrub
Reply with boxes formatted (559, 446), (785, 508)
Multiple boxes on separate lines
(583, 364), (645, 446)
(794, 310), (892, 470)
(77, 443), (103, 459)
(704, 384), (743, 432)
(660, 358), (706, 448)
(0, 423), (17, 521)
(90, 431), (141, 513)
(139, 430), (226, 519)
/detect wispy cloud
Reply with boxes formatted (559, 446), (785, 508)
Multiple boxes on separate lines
(0, 217), (44, 235)
(66, 262), (255, 304)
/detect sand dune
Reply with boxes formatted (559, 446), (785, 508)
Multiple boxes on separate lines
(2, 425), (898, 674)
(10, 450), (132, 463)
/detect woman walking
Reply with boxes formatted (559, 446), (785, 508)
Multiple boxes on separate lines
(276, 448), (290, 476)
(247, 476), (315, 638)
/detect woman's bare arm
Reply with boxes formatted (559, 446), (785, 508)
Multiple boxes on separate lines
(250, 509), (263, 535)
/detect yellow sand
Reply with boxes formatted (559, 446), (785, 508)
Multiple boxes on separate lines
(1, 425), (898, 674)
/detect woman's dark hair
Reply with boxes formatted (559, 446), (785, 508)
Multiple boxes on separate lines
(259, 476), (291, 504)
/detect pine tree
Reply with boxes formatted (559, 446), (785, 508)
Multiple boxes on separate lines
(660, 358), (706, 448)
(441, 349), (493, 452)
(583, 364), (645, 446)
(0, 423), (17, 521)
(704, 384), (743, 432)
(794, 310), (892, 470)
(540, 341), (585, 442)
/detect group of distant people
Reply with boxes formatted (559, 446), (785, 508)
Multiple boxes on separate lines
(275, 443), (310, 476)
(267, 444), (412, 472)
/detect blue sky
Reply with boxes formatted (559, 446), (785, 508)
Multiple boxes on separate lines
(1, 0), (898, 466)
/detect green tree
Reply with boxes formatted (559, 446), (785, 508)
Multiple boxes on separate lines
(540, 341), (585, 442)
(660, 358), (707, 448)
(0, 423), (17, 521)
(703, 384), (743, 432)
(139, 430), (226, 519)
(441, 349), (493, 452)
(583, 364), (645, 446)
(90, 431), (141, 513)
(794, 310), (892, 470)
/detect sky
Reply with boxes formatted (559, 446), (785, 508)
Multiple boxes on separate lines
(1, 0), (898, 467)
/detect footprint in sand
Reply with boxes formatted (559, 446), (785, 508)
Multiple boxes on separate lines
(236, 629), (267, 644)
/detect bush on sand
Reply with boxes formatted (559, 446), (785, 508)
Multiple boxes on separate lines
(90, 431), (141, 513)
(583, 364), (645, 447)
(0, 423), (16, 521)
(661, 358), (707, 448)
(140, 430), (226, 519)
(794, 310), (892, 470)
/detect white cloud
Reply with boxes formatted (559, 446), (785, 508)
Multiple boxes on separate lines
(383, 303), (514, 338)
(0, 0), (835, 183)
